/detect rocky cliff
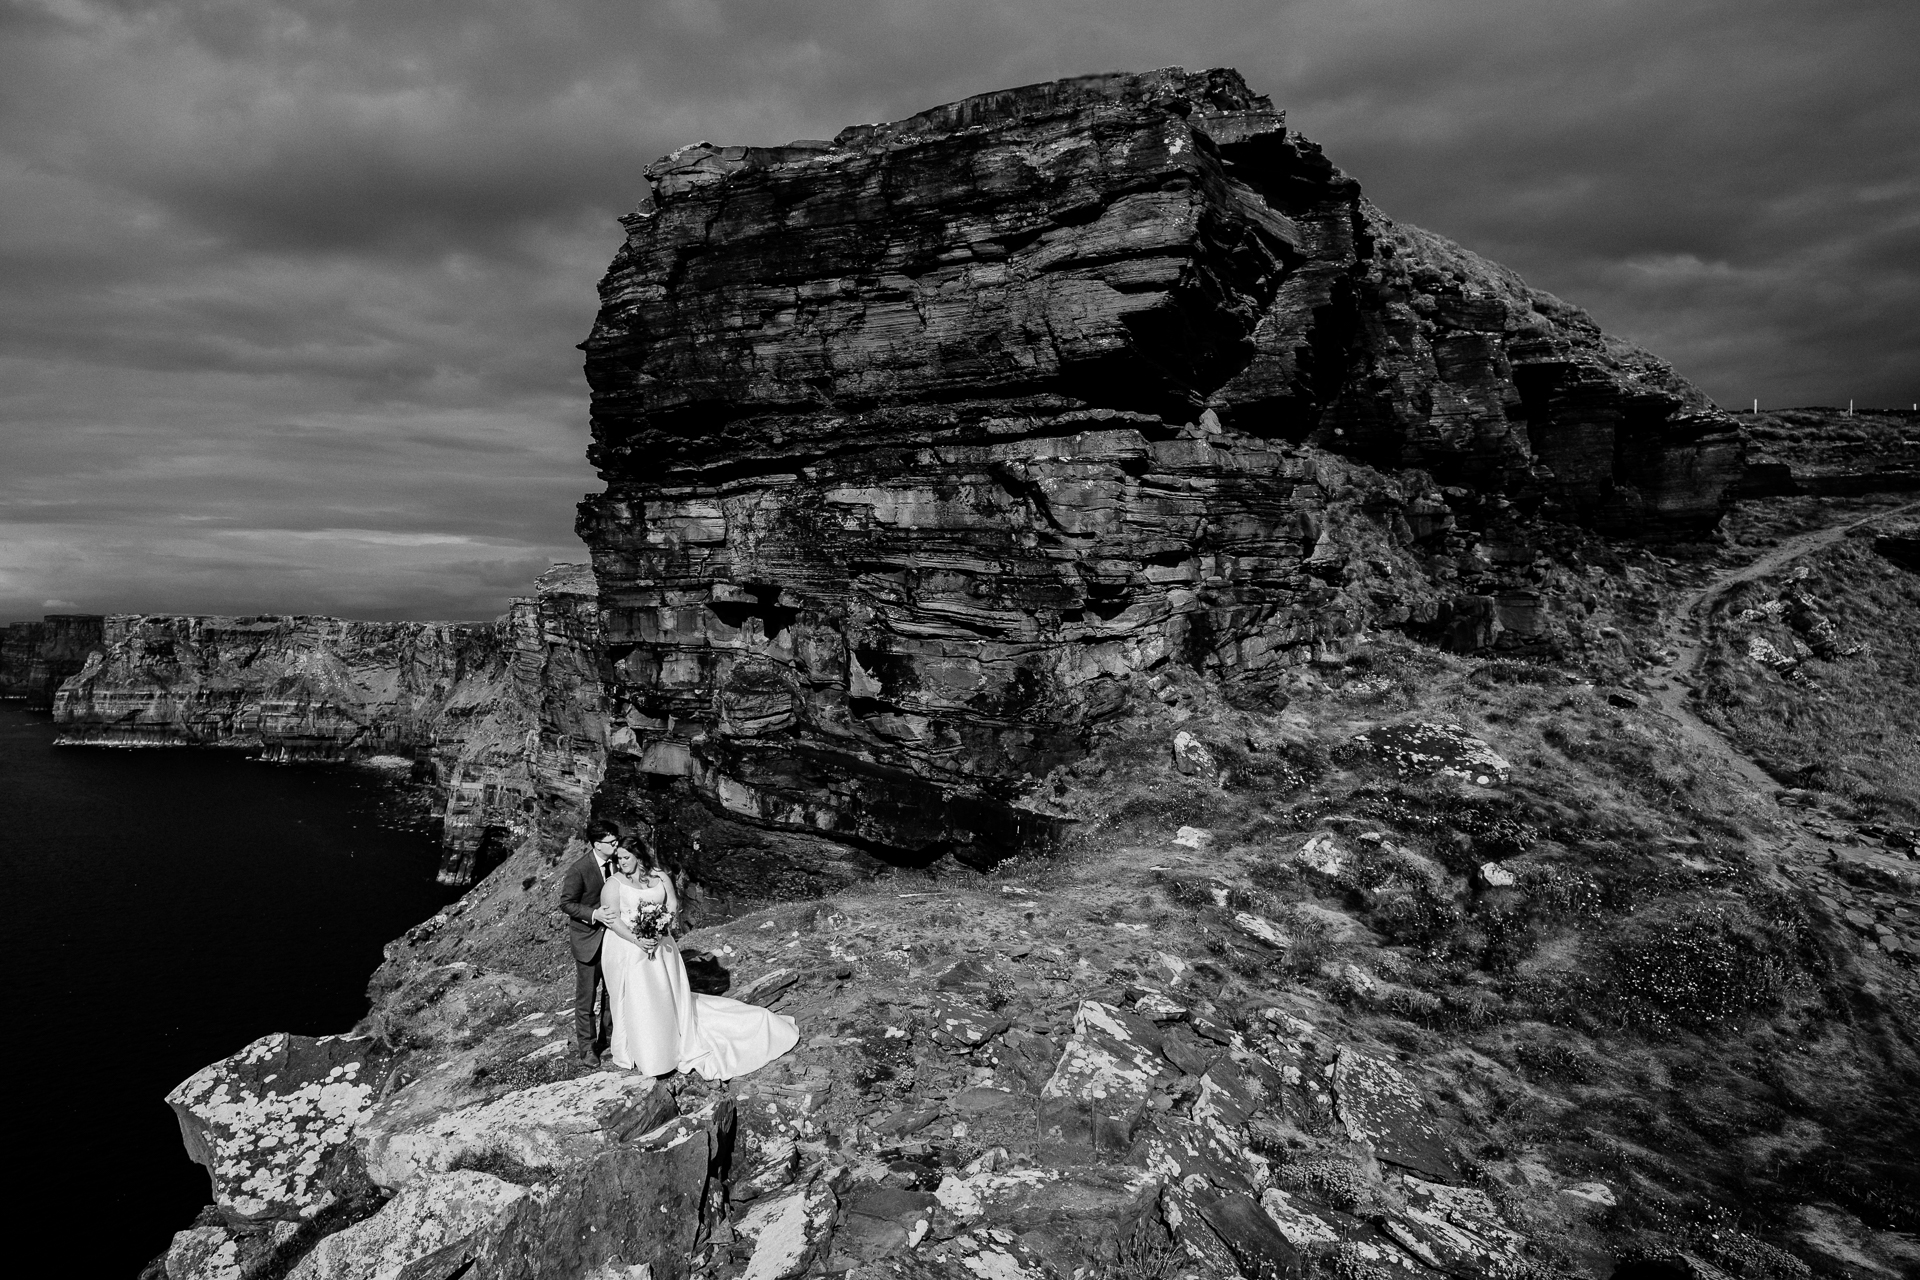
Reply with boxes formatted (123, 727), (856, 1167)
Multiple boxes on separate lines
(577, 67), (1745, 894)
(53, 565), (608, 883)
(144, 68), (1920, 1280)
(0, 612), (104, 707)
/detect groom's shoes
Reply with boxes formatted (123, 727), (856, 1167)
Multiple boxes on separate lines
(575, 1045), (601, 1068)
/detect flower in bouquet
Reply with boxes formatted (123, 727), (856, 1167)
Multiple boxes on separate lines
(630, 903), (666, 941)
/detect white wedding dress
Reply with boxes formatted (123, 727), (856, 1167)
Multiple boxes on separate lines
(599, 873), (799, 1079)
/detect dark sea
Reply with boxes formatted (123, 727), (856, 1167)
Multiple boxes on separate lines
(0, 703), (459, 1275)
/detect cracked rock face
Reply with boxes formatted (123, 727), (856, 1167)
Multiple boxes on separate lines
(579, 67), (1743, 876)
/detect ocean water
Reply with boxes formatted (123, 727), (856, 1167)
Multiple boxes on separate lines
(0, 703), (459, 1274)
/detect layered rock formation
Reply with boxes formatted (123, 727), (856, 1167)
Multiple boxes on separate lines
(1737, 406), (1920, 497)
(145, 68), (1920, 1280)
(577, 67), (1743, 886)
(0, 612), (104, 707)
(53, 566), (608, 883)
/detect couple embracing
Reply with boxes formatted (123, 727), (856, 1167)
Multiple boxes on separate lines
(560, 820), (798, 1079)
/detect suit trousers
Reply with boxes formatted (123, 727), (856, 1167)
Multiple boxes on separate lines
(574, 955), (612, 1051)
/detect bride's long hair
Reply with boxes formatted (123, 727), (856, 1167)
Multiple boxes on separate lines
(620, 833), (660, 877)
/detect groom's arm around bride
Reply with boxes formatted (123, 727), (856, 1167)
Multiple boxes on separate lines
(559, 820), (623, 1066)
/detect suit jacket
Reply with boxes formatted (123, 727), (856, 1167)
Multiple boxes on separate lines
(559, 852), (610, 963)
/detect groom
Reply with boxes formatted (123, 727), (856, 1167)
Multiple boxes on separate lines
(559, 819), (625, 1067)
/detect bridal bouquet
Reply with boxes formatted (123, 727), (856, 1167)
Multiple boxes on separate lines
(630, 903), (667, 942)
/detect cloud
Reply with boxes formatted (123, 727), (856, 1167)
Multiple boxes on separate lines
(1, 0), (1916, 621)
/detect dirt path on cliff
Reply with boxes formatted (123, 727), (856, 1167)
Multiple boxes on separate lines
(1647, 500), (1920, 850)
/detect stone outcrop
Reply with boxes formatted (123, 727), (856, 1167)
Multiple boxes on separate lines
(153, 822), (1580, 1280)
(161, 998), (735, 1280)
(166, 1032), (398, 1222)
(1737, 407), (1920, 498)
(577, 66), (1742, 883)
(0, 612), (104, 707)
(52, 565), (608, 883)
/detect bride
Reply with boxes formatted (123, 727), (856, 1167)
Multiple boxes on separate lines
(595, 834), (798, 1079)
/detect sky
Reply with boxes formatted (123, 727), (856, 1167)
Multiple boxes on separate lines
(2, 0), (1915, 623)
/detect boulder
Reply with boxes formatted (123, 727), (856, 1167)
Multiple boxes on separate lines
(835, 1186), (938, 1262)
(1172, 731), (1221, 781)
(733, 1178), (837, 1280)
(935, 1165), (1159, 1271)
(733, 967), (801, 1007)
(460, 1103), (735, 1280)
(1296, 833), (1347, 878)
(931, 956), (997, 995)
(1478, 861), (1517, 889)
(991, 1028), (1063, 1093)
(1132, 992), (1189, 1024)
(1191, 1187), (1305, 1278)
(730, 1130), (799, 1203)
(1389, 1175), (1529, 1274)
(1157, 1025), (1218, 1077)
(1135, 1113), (1266, 1195)
(1258, 1187), (1375, 1250)
(1160, 1185), (1244, 1276)
(926, 995), (1012, 1052)
(1560, 1181), (1618, 1210)
(161, 1220), (289, 1280)
(286, 1171), (527, 1280)
(875, 1106), (942, 1138)
(360, 1073), (675, 1189)
(922, 1233), (1054, 1279)
(165, 1033), (396, 1220)
(1331, 1049), (1459, 1182)
(1037, 1002), (1174, 1157)
(1353, 722), (1511, 786)
(1233, 911), (1290, 949)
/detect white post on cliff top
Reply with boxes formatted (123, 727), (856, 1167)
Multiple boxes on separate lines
(1753, 399), (1759, 413)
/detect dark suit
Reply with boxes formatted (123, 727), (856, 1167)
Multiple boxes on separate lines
(559, 852), (614, 1052)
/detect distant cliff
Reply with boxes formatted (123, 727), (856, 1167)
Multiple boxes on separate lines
(576, 67), (1746, 892)
(52, 565), (608, 883)
(0, 614), (104, 708)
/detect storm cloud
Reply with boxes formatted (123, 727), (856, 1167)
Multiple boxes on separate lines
(3, 0), (1915, 620)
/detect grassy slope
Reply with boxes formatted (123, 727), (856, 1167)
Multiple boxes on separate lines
(1697, 526), (1920, 824)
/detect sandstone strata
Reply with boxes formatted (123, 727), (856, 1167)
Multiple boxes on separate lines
(578, 67), (1743, 885)
(53, 566), (607, 883)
